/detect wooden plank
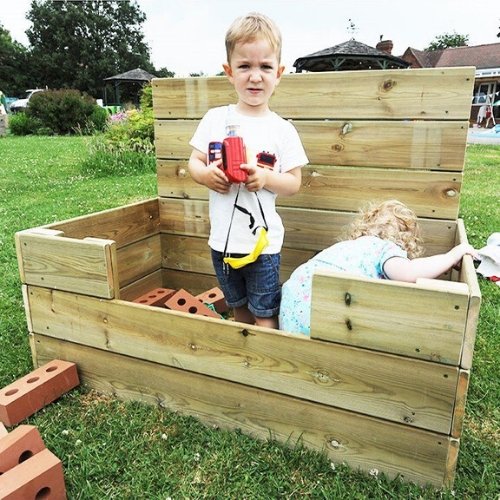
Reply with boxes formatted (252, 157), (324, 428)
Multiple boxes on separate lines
(450, 370), (469, 439)
(33, 334), (456, 487)
(157, 160), (462, 219)
(162, 269), (220, 296)
(159, 198), (457, 255)
(47, 198), (160, 249)
(153, 67), (475, 120)
(116, 234), (162, 288)
(154, 119), (468, 171)
(310, 271), (469, 365)
(455, 219), (481, 370)
(119, 269), (164, 301)
(161, 233), (315, 282)
(27, 285), (459, 433)
(16, 229), (119, 299)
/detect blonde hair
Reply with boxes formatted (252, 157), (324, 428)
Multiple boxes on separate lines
(225, 12), (282, 64)
(344, 200), (424, 258)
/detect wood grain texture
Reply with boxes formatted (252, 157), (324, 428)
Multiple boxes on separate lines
(158, 198), (457, 255)
(154, 119), (468, 171)
(153, 67), (474, 120)
(48, 198), (160, 248)
(27, 285), (460, 433)
(310, 271), (469, 365)
(16, 229), (118, 298)
(33, 333), (457, 487)
(157, 160), (462, 219)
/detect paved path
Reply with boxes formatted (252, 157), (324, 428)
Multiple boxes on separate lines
(467, 130), (500, 145)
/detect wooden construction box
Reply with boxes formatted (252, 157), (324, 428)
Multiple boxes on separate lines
(16, 67), (481, 488)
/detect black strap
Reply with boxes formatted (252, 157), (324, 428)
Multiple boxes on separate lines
(222, 188), (269, 259)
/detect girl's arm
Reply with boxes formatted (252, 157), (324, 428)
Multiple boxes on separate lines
(383, 243), (479, 283)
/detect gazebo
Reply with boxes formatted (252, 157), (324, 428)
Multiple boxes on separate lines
(293, 40), (410, 72)
(103, 68), (156, 107)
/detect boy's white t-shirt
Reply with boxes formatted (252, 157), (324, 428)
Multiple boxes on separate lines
(190, 106), (308, 254)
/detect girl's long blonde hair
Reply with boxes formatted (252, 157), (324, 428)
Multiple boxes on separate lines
(345, 200), (424, 258)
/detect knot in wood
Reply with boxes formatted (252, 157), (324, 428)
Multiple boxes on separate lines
(445, 189), (457, 198)
(332, 143), (344, 152)
(382, 79), (396, 91)
(177, 168), (187, 177)
(341, 122), (352, 136)
(330, 439), (342, 449)
(345, 319), (353, 331)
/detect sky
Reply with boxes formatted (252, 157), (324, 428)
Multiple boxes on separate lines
(1, 0), (499, 77)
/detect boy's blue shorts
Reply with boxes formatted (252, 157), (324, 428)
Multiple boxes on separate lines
(211, 249), (281, 318)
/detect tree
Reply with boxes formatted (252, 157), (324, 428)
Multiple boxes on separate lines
(0, 24), (31, 96)
(156, 67), (175, 78)
(26, 0), (155, 99)
(425, 32), (469, 51)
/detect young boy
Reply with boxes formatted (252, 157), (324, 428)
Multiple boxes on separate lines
(188, 12), (308, 328)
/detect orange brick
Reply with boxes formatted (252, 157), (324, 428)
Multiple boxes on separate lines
(0, 425), (46, 475)
(196, 287), (229, 314)
(164, 289), (219, 318)
(0, 448), (66, 499)
(0, 360), (79, 426)
(132, 287), (176, 307)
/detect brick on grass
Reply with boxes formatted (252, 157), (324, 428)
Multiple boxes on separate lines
(0, 425), (46, 475)
(0, 360), (79, 426)
(0, 448), (66, 500)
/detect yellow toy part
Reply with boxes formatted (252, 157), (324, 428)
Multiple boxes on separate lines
(223, 227), (269, 269)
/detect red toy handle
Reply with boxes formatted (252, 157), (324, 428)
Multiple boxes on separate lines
(222, 136), (248, 183)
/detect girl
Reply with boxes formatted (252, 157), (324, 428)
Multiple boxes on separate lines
(279, 200), (478, 335)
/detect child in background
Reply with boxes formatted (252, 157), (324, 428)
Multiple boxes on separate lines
(279, 200), (479, 336)
(189, 12), (308, 329)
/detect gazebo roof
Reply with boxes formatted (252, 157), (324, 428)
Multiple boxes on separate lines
(293, 40), (410, 72)
(104, 68), (156, 82)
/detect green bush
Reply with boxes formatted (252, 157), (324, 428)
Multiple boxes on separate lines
(27, 89), (96, 135)
(86, 105), (109, 133)
(79, 85), (156, 176)
(79, 136), (156, 177)
(8, 112), (44, 135)
(140, 83), (153, 109)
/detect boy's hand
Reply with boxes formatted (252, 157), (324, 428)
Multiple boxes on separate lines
(241, 164), (267, 192)
(205, 159), (231, 193)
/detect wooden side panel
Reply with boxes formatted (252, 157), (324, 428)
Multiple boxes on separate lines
(16, 229), (119, 299)
(27, 286), (459, 434)
(48, 198), (160, 248)
(455, 219), (481, 370)
(161, 233), (315, 282)
(120, 269), (164, 301)
(153, 67), (475, 120)
(162, 269), (219, 296)
(154, 119), (468, 171)
(116, 234), (162, 288)
(157, 160), (462, 219)
(159, 198), (457, 255)
(451, 370), (470, 439)
(33, 334), (457, 487)
(310, 271), (469, 365)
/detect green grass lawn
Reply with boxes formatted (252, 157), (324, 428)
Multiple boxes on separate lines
(0, 136), (498, 498)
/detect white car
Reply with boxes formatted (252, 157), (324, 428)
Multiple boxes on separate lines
(10, 89), (46, 113)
